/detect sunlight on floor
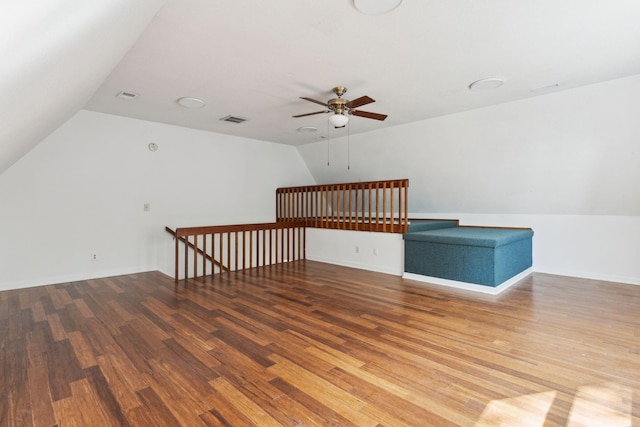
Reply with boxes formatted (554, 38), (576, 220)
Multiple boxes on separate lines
(475, 383), (632, 426)
(475, 391), (557, 426)
(566, 382), (631, 427)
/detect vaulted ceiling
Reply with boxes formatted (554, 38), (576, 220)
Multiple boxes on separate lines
(3, 0), (640, 174)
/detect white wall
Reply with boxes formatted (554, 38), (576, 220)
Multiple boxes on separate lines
(3, 75), (640, 290)
(306, 228), (404, 276)
(297, 75), (640, 285)
(0, 110), (315, 290)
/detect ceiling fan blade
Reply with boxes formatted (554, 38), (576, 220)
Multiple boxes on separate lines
(346, 95), (375, 109)
(300, 97), (329, 107)
(351, 110), (388, 121)
(293, 110), (329, 118)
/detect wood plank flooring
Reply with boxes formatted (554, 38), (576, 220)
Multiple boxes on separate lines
(1, 260), (640, 426)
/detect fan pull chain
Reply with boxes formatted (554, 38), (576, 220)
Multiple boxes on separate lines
(327, 120), (330, 167)
(347, 121), (351, 170)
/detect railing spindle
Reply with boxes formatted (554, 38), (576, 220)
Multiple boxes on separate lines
(202, 234), (207, 277)
(249, 230), (253, 268)
(269, 228), (273, 266)
(341, 186), (344, 229)
(400, 182), (409, 233)
(262, 229), (266, 267)
(314, 190), (319, 228)
(375, 182), (380, 229)
(368, 184), (372, 230)
(390, 181), (395, 232)
(184, 235), (189, 281)
(218, 232), (223, 274)
(174, 229), (179, 281)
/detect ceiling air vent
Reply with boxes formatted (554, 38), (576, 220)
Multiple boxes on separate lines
(220, 115), (248, 124)
(116, 90), (139, 100)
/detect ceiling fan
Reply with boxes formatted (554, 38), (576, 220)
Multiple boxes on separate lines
(293, 86), (388, 127)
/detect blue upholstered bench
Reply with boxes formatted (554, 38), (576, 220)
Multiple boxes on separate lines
(403, 227), (533, 287)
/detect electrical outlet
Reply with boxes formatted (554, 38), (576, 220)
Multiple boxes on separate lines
(144, 203), (150, 212)
(91, 254), (98, 261)
(355, 246), (360, 254)
(373, 248), (378, 256)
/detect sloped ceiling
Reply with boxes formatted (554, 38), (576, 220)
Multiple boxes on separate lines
(85, 0), (640, 145)
(0, 0), (166, 175)
(3, 0), (640, 175)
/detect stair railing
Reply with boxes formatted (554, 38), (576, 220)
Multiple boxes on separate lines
(168, 221), (306, 282)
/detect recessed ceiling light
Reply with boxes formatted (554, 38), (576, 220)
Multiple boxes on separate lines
(297, 126), (318, 133)
(177, 97), (206, 108)
(469, 78), (505, 91)
(354, 0), (402, 15)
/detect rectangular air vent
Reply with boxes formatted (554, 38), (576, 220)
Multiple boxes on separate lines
(219, 115), (248, 124)
(116, 90), (139, 100)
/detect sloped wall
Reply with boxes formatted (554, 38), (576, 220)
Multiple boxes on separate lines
(0, 0), (167, 175)
(0, 110), (315, 290)
(297, 75), (640, 284)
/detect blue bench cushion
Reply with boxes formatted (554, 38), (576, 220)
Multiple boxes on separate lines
(403, 227), (533, 248)
(406, 219), (459, 233)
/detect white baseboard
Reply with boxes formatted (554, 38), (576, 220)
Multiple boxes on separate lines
(402, 268), (533, 295)
(306, 255), (403, 276)
(0, 265), (155, 292)
(533, 267), (640, 286)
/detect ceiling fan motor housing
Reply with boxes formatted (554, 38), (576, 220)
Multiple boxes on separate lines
(328, 98), (347, 115)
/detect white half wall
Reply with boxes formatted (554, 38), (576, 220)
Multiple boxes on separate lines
(0, 110), (315, 291)
(305, 228), (404, 276)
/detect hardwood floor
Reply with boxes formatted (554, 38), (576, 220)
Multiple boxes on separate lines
(1, 260), (639, 426)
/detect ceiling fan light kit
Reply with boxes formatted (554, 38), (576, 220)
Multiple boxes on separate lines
(294, 86), (388, 128)
(329, 114), (349, 127)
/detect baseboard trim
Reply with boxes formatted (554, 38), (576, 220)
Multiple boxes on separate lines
(306, 255), (403, 276)
(533, 267), (640, 287)
(402, 268), (533, 295)
(0, 266), (155, 292)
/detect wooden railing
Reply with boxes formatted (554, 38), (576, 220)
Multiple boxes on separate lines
(276, 179), (409, 233)
(168, 221), (306, 282)
(168, 179), (408, 281)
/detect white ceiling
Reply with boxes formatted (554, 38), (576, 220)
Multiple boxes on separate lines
(84, 0), (640, 146)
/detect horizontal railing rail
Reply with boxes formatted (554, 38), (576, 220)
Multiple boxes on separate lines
(170, 221), (306, 282)
(276, 178), (409, 233)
